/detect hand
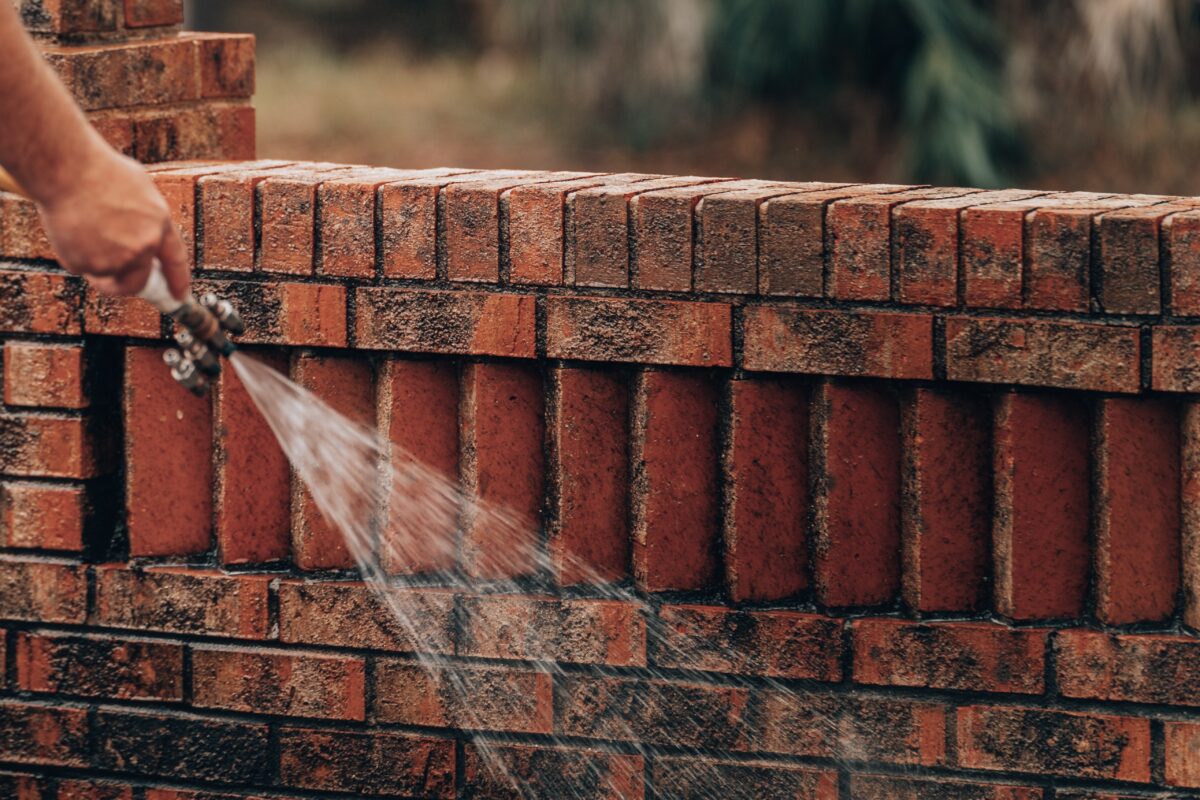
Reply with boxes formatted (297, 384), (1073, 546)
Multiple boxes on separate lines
(37, 147), (189, 299)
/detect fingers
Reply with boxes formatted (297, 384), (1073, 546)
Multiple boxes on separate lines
(108, 248), (157, 295)
(157, 220), (190, 301)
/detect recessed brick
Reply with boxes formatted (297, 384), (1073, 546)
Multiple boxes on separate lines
(3, 342), (88, 409)
(1185, 401), (1200, 630)
(1166, 721), (1200, 788)
(93, 566), (269, 639)
(355, 288), (536, 358)
(192, 646), (365, 720)
(546, 296), (732, 367)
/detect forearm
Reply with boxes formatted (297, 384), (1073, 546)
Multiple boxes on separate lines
(0, 4), (107, 206)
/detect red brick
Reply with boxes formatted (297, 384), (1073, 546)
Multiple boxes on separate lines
(290, 353), (374, 570)
(194, 33), (255, 98)
(1186, 401), (1200, 629)
(0, 195), (55, 260)
(811, 381), (900, 607)
(378, 359), (459, 574)
(94, 709), (268, 783)
(93, 566), (269, 638)
(1094, 398), (1180, 623)
(15, 632), (182, 701)
(850, 775), (1042, 800)
(373, 661), (552, 734)
(631, 371), (720, 591)
(1096, 203), (1189, 314)
(0, 701), (88, 766)
(192, 646), (365, 720)
(724, 377), (808, 602)
(1151, 325), (1200, 392)
(213, 349), (289, 564)
(1167, 209), (1200, 314)
(90, 113), (134, 157)
(3, 342), (88, 409)
(257, 172), (327, 275)
(459, 593), (646, 666)
(132, 103), (256, 164)
(957, 706), (1150, 782)
(655, 758), (834, 800)
(1057, 631), (1200, 705)
(1, 482), (86, 551)
(57, 780), (134, 800)
(19, 0), (121, 34)
(852, 619), (1046, 694)
(961, 197), (1044, 309)
(125, 0), (182, 27)
(569, 176), (727, 287)
(827, 188), (978, 301)
(0, 413), (107, 479)
(1166, 721), (1200, 788)
(198, 169), (289, 273)
(83, 291), (160, 338)
(277, 579), (455, 654)
(193, 279), (347, 348)
(0, 558), (86, 623)
(657, 605), (841, 680)
(355, 288), (535, 358)
(277, 726), (455, 798)
(549, 367), (629, 585)
(945, 316), (1141, 393)
(743, 307), (932, 380)
(758, 184), (909, 296)
(45, 38), (198, 111)
(124, 346), (212, 557)
(901, 388), (990, 612)
(466, 744), (644, 800)
(0, 270), (80, 335)
(546, 296), (731, 367)
(460, 362), (544, 579)
(993, 392), (1090, 620)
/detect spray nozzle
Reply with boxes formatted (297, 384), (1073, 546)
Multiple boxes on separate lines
(158, 286), (244, 396)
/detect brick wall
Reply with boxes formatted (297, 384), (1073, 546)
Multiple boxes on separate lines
(4, 5), (1200, 799)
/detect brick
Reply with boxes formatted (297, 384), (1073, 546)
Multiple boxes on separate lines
(459, 593), (646, 666)
(993, 393), (1090, 620)
(213, 349), (289, 564)
(724, 377), (809, 602)
(125, 0), (183, 27)
(957, 706), (1150, 782)
(1186, 401), (1200, 629)
(91, 113), (134, 157)
(132, 103), (256, 163)
(124, 346), (211, 557)
(1097, 203), (1189, 314)
(853, 619), (1046, 694)
(94, 709), (269, 783)
(3, 342), (88, 408)
(194, 33), (255, 98)
(901, 387), (990, 612)
(198, 170), (283, 273)
(743, 307), (932, 379)
(655, 759), (835, 800)
(0, 195), (55, 259)
(277, 726), (455, 798)
(0, 771), (39, 799)
(1166, 721), (1200, 788)
(93, 566), (269, 638)
(1167, 209), (1200, 314)
(1057, 630), (1200, 706)
(828, 188), (977, 301)
(1, 482), (86, 551)
(569, 176), (727, 287)
(0, 270), (80, 335)
(657, 605), (841, 680)
(15, 632), (182, 701)
(277, 579), (454, 654)
(57, 780), (134, 800)
(850, 775), (1042, 800)
(0, 413), (106, 479)
(758, 185), (909, 296)
(18, 0), (121, 34)
(546, 296), (732, 367)
(559, 675), (752, 750)
(549, 367), (629, 585)
(0, 701), (88, 766)
(0, 558), (85, 623)
(46, 38), (198, 111)
(192, 646), (365, 720)
(945, 317), (1141, 393)
(631, 371), (720, 591)
(465, 744), (643, 800)
(459, 362), (544, 579)
(374, 660), (552, 733)
(1152, 325), (1200, 392)
(290, 352), (374, 570)
(811, 381), (900, 607)
(83, 290), (161, 337)
(355, 288), (535, 358)
(1094, 398), (1180, 624)
(377, 359), (459, 574)
(257, 173), (327, 275)
(961, 199), (1040, 308)
(200, 281), (347, 348)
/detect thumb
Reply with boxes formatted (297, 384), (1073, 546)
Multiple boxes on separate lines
(157, 220), (191, 301)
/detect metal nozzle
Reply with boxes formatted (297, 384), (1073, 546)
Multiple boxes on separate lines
(163, 348), (209, 396)
(174, 329), (221, 376)
(201, 293), (245, 335)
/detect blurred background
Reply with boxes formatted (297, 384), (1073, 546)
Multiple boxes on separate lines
(186, 0), (1200, 194)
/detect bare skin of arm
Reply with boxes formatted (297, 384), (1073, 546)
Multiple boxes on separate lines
(0, 4), (188, 298)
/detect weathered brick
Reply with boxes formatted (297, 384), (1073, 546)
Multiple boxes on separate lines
(355, 288), (535, 358)
(0, 270), (80, 336)
(198, 168), (288, 273)
(94, 709), (269, 783)
(1152, 325), (1200, 392)
(192, 646), (365, 720)
(853, 619), (1046, 694)
(546, 296), (732, 367)
(811, 381), (900, 607)
(277, 726), (455, 798)
(743, 307), (932, 379)
(1, 482), (86, 551)
(1166, 721), (1200, 788)
(0, 195), (54, 260)
(1167, 209), (1200, 315)
(631, 370), (720, 591)
(194, 33), (255, 98)
(901, 387), (990, 612)
(57, 779), (134, 800)
(993, 392), (1090, 620)
(93, 566), (269, 639)
(0, 701), (88, 766)
(124, 0), (183, 27)
(1096, 203), (1189, 314)
(1057, 631), (1200, 706)
(957, 706), (1150, 782)
(132, 103), (256, 164)
(373, 661), (553, 733)
(257, 172), (330, 275)
(46, 38), (198, 111)
(0, 771), (40, 799)
(1186, 401), (1200, 630)
(15, 632), (183, 701)
(0, 558), (86, 623)
(1094, 398), (1180, 624)
(850, 775), (1042, 800)
(465, 744), (643, 800)
(18, 0), (121, 34)
(0, 413), (106, 479)
(276, 580), (454, 654)
(655, 758), (835, 800)
(945, 317), (1140, 393)
(724, 376), (809, 602)
(3, 342), (88, 409)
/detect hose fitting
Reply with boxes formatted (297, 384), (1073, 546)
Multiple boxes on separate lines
(161, 293), (243, 396)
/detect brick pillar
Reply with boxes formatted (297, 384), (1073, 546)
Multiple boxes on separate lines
(14, 0), (256, 163)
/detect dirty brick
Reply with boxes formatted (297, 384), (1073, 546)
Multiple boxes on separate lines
(277, 726), (455, 797)
(277, 580), (454, 654)
(16, 632), (183, 701)
(356, 287), (535, 357)
(546, 296), (732, 367)
(93, 567), (269, 639)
